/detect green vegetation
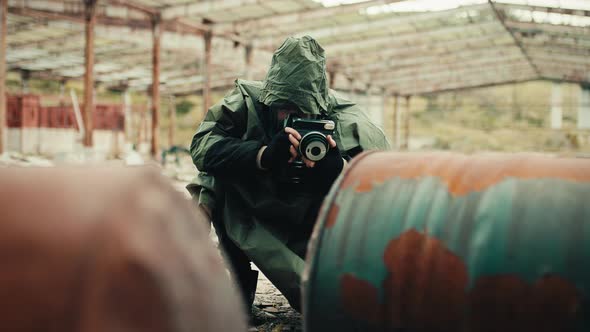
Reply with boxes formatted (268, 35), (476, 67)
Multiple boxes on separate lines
(175, 99), (195, 115)
(405, 81), (589, 153)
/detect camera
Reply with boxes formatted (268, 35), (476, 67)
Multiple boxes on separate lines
(287, 116), (335, 161)
(277, 115), (335, 185)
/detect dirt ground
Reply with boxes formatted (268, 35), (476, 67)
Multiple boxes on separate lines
(250, 271), (302, 332)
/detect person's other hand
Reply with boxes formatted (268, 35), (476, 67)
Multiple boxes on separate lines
(260, 128), (293, 170)
(309, 135), (344, 191)
(285, 127), (326, 168)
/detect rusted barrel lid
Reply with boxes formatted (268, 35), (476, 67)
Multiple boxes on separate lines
(0, 166), (246, 332)
(304, 151), (590, 332)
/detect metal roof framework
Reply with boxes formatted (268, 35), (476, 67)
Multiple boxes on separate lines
(1, 0), (589, 157)
(5, 0), (590, 97)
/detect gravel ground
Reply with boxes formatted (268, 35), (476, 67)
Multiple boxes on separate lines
(250, 270), (302, 332)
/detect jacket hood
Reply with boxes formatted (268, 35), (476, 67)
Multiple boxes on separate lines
(259, 36), (329, 115)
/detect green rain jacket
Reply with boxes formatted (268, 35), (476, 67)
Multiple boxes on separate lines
(188, 36), (389, 308)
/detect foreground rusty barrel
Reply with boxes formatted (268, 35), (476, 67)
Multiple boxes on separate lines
(0, 166), (246, 332)
(304, 152), (590, 332)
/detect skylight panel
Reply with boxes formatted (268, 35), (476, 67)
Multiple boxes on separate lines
(509, 8), (590, 27)
(312, 0), (373, 7)
(496, 0), (590, 11)
(363, 0), (487, 15)
(361, 0), (590, 15)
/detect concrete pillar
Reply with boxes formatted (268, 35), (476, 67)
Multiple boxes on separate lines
(150, 15), (161, 159)
(168, 95), (176, 147)
(123, 90), (131, 142)
(0, 0), (6, 154)
(578, 85), (590, 129)
(21, 70), (30, 94)
(202, 30), (212, 117)
(393, 95), (400, 149)
(551, 83), (562, 130)
(328, 70), (336, 89)
(403, 95), (411, 150)
(139, 101), (148, 148)
(244, 44), (253, 81)
(83, 0), (97, 147)
(381, 90), (388, 140)
(59, 80), (66, 105)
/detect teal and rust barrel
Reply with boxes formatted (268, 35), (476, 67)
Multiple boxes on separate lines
(303, 152), (590, 332)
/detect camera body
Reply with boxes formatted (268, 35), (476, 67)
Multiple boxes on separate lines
(277, 115), (335, 185)
(288, 116), (336, 161)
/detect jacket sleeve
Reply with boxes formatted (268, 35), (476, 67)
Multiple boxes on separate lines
(190, 86), (263, 176)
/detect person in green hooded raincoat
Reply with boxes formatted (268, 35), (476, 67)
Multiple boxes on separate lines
(188, 36), (390, 312)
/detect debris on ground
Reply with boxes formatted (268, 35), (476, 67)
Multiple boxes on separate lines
(0, 152), (54, 167)
(251, 270), (302, 332)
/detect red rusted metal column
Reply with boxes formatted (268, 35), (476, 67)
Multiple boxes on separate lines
(402, 95), (411, 150)
(0, 0), (6, 154)
(202, 30), (212, 117)
(83, 0), (97, 147)
(150, 15), (161, 159)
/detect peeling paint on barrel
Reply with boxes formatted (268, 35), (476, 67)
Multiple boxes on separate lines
(304, 152), (590, 332)
(339, 152), (590, 195)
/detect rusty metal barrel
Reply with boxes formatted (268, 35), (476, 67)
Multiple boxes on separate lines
(303, 152), (590, 332)
(0, 166), (246, 332)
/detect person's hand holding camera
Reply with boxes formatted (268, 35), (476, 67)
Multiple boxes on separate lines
(259, 128), (293, 170)
(289, 132), (345, 191)
(308, 136), (345, 191)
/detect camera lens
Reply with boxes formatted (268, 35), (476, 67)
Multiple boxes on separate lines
(299, 132), (329, 161)
(311, 146), (322, 157)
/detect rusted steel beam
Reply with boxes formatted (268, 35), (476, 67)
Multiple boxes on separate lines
(0, 0), (6, 154)
(305, 151), (590, 332)
(344, 45), (522, 76)
(150, 15), (161, 159)
(412, 77), (539, 96)
(202, 30), (212, 118)
(83, 0), (96, 147)
(7, 6), (204, 36)
(8, 6), (148, 28)
(164, 18), (207, 36)
(106, 0), (160, 16)
(373, 61), (535, 90)
(393, 72), (537, 96)
(488, 0), (542, 77)
(0, 166), (247, 332)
